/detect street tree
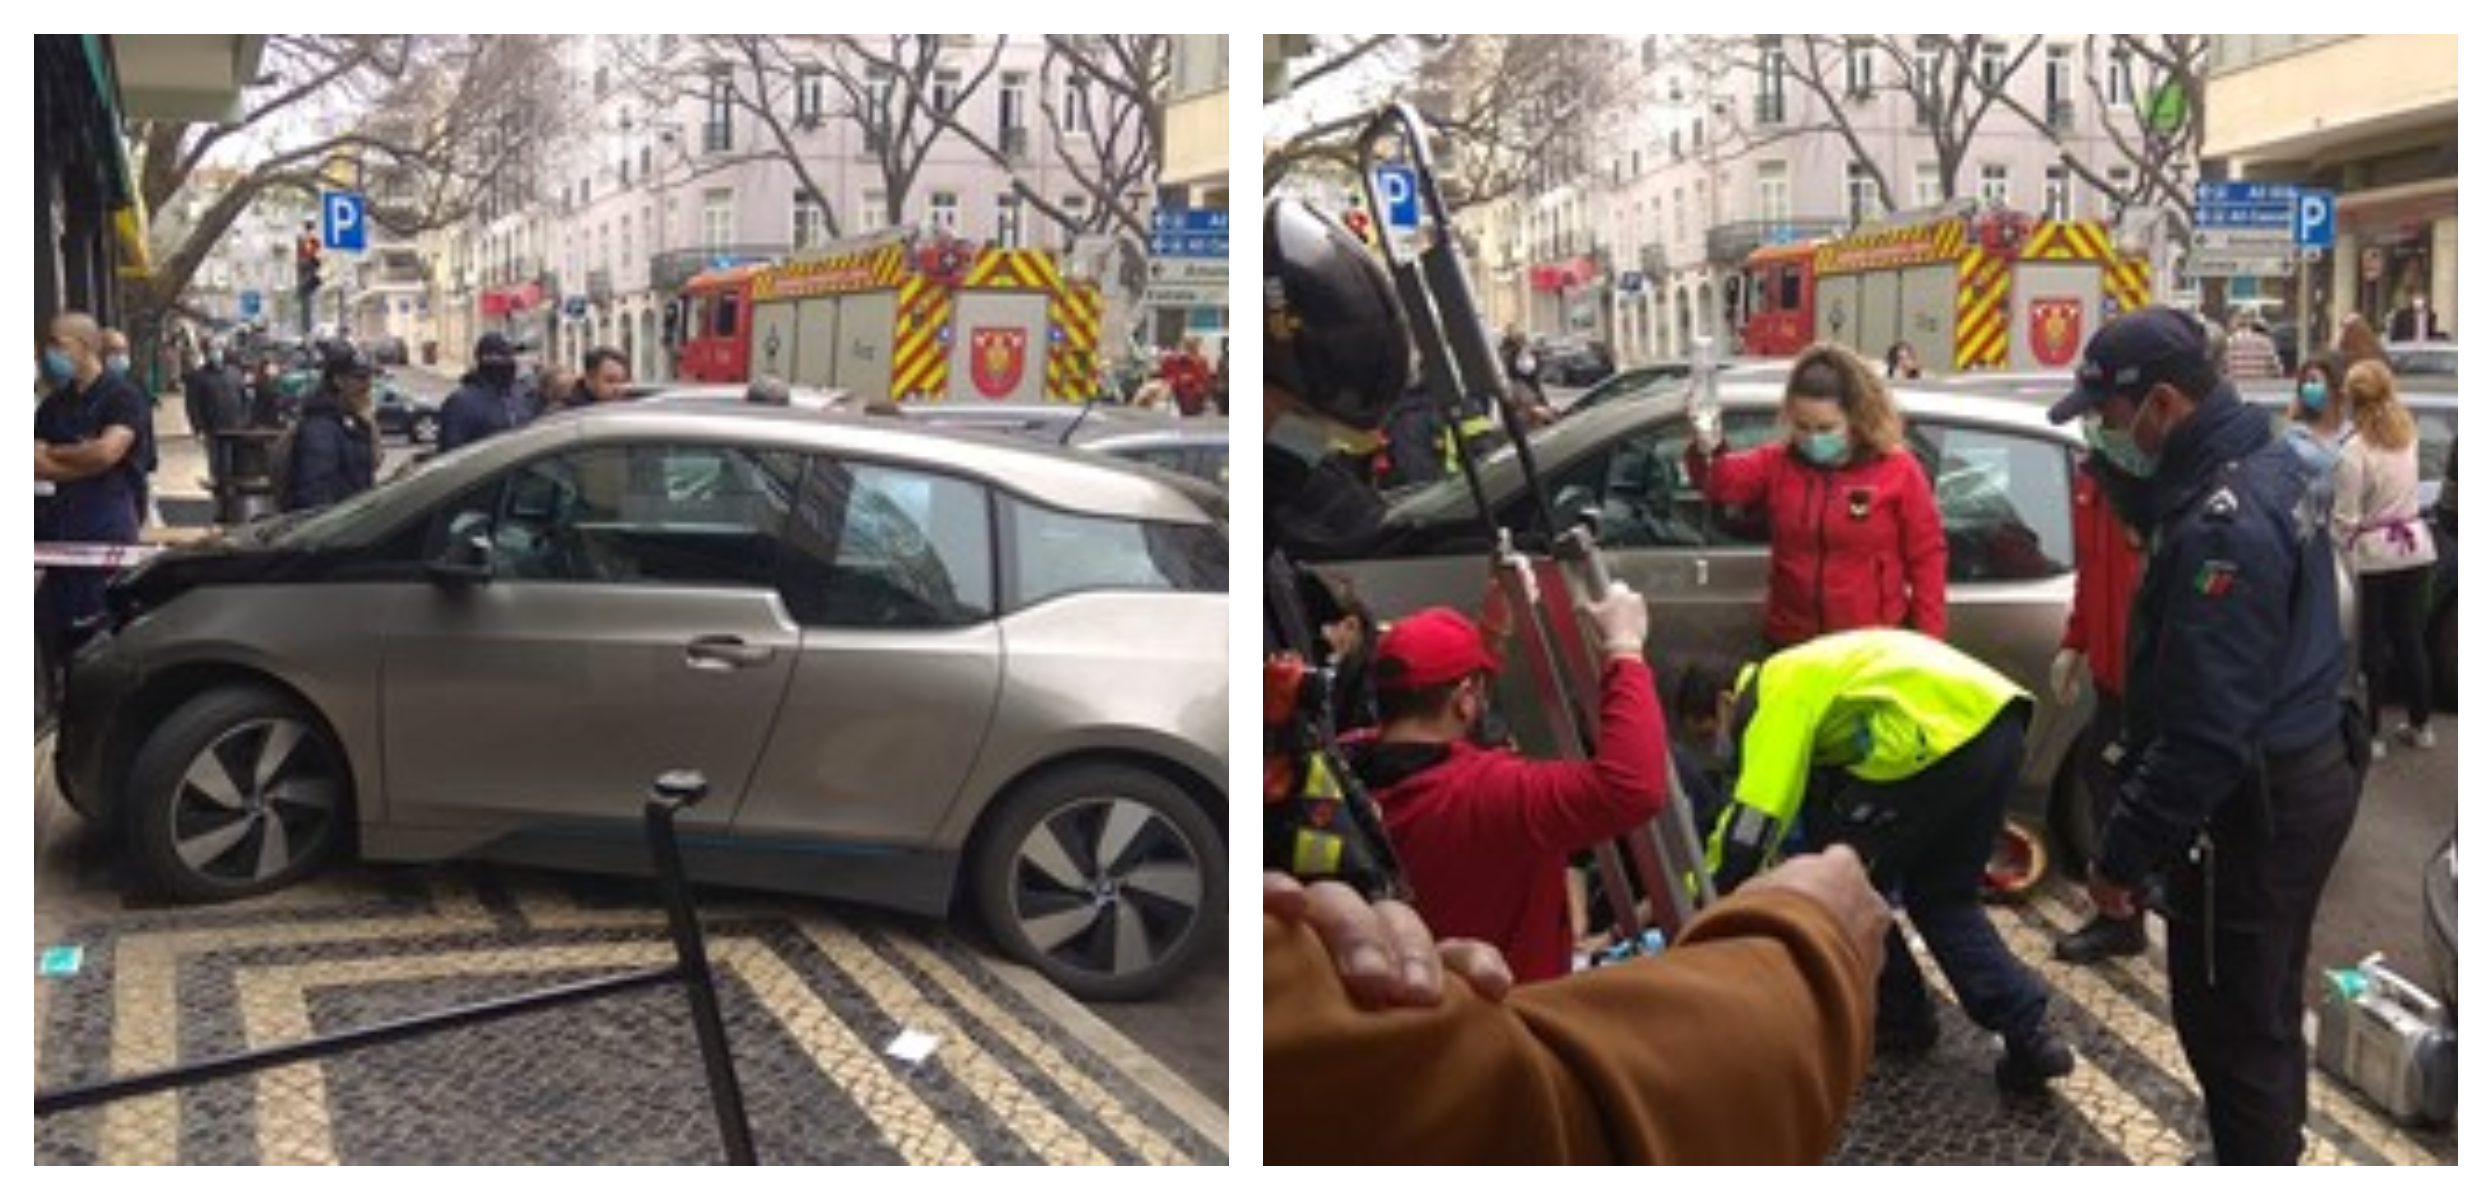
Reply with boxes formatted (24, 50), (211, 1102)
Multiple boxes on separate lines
(126, 35), (572, 351)
(839, 34), (1169, 244)
(1264, 35), (1636, 212)
(618, 35), (1009, 244)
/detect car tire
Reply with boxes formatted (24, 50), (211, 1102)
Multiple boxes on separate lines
(123, 685), (351, 903)
(412, 412), (440, 445)
(2432, 600), (2457, 713)
(971, 763), (1221, 1002)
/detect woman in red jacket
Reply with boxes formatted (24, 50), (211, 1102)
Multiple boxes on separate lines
(2049, 454), (2151, 963)
(1687, 343), (1947, 649)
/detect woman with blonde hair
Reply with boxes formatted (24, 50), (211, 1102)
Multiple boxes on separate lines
(2332, 360), (2439, 755)
(1686, 342), (1946, 649)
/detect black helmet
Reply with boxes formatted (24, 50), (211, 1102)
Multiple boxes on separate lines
(1265, 198), (1409, 432)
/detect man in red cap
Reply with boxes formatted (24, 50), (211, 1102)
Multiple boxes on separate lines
(1345, 586), (1666, 983)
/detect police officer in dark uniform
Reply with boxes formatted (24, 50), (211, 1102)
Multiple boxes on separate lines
(2047, 306), (2360, 1165)
(1264, 197), (1412, 900)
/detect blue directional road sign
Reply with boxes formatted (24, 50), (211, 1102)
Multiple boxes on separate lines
(1374, 164), (1420, 231)
(1149, 208), (1227, 258)
(321, 191), (367, 253)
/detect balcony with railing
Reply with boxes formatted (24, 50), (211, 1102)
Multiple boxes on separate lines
(1706, 216), (1848, 264)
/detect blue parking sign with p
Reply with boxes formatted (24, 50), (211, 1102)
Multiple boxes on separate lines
(322, 191), (367, 253)
(1376, 165), (1420, 230)
(2296, 190), (2335, 250)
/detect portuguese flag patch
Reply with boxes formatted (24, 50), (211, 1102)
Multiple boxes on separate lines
(2194, 560), (2238, 597)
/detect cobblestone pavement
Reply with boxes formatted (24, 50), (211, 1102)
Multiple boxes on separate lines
(34, 758), (1226, 1165)
(1827, 891), (2458, 1165)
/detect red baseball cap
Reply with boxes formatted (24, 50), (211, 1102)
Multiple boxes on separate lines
(1375, 607), (1500, 691)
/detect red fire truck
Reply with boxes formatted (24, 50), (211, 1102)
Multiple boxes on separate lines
(1739, 206), (2152, 371)
(669, 229), (1105, 403)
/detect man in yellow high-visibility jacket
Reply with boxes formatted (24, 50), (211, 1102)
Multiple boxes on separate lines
(1704, 628), (2075, 1096)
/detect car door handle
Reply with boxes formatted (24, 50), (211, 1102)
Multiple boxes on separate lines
(685, 636), (776, 671)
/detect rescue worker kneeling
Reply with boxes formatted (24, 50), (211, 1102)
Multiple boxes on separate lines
(1345, 590), (1666, 985)
(1707, 628), (2075, 1094)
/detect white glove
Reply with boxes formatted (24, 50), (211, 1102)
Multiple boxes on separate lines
(2050, 648), (2084, 706)
(1584, 581), (1649, 657)
(1690, 409), (1723, 456)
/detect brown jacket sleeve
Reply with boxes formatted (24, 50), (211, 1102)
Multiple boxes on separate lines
(1265, 889), (1876, 1164)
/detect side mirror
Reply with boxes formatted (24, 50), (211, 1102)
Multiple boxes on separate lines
(426, 520), (494, 587)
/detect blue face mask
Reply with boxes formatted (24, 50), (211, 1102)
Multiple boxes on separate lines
(105, 354), (131, 376)
(2297, 382), (2328, 413)
(1796, 428), (1849, 466)
(39, 349), (75, 384)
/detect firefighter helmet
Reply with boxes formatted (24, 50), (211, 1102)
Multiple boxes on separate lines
(1264, 198), (1409, 432)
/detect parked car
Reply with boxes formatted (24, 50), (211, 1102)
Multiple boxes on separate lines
(2383, 340), (2458, 379)
(364, 334), (411, 366)
(1533, 336), (1619, 388)
(1312, 379), (2092, 861)
(1070, 418), (1230, 489)
(55, 403), (1230, 1000)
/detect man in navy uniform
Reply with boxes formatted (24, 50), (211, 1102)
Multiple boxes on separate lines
(2047, 306), (2360, 1164)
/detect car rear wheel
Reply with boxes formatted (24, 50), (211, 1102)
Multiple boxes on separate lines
(972, 764), (1221, 1002)
(124, 686), (351, 902)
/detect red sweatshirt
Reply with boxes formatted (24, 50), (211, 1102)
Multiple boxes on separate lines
(1366, 658), (1669, 984)
(2061, 467), (2144, 695)
(1686, 440), (1948, 647)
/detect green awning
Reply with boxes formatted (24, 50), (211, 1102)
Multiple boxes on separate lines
(78, 35), (139, 209)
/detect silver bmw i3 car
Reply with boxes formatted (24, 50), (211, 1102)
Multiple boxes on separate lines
(55, 403), (1229, 1000)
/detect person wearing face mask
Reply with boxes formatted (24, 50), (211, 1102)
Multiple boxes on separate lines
(1341, 596), (1665, 985)
(34, 311), (152, 642)
(97, 326), (159, 523)
(1686, 342), (1947, 651)
(437, 332), (536, 452)
(278, 344), (381, 511)
(2048, 305), (2358, 1165)
(2278, 352), (2351, 506)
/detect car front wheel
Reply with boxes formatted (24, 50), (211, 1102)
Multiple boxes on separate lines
(124, 686), (351, 902)
(972, 764), (1221, 1002)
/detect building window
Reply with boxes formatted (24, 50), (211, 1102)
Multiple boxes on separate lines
(996, 193), (1023, 248)
(2043, 167), (2071, 221)
(1845, 37), (1877, 97)
(1755, 36), (1787, 125)
(620, 213), (634, 275)
(2108, 46), (2135, 107)
(2104, 166), (2135, 219)
(702, 189), (734, 253)
(860, 190), (888, 231)
(999, 72), (1027, 137)
(867, 66), (896, 116)
(793, 191), (830, 250)
(2045, 44), (2074, 128)
(933, 68), (962, 113)
(1979, 164), (2011, 209)
(1062, 80), (1091, 135)
(796, 67), (827, 124)
(703, 72), (734, 153)
(1758, 161), (1791, 225)
(1913, 37), (1943, 125)
(1847, 162), (1880, 223)
(929, 190), (959, 232)
(1979, 40), (2008, 89)
(1914, 163), (1943, 210)
(1061, 193), (1089, 236)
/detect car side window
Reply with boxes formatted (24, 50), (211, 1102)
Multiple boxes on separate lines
(1542, 424), (1706, 549)
(431, 445), (800, 587)
(778, 459), (994, 628)
(1924, 424), (2072, 583)
(1005, 498), (1224, 605)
